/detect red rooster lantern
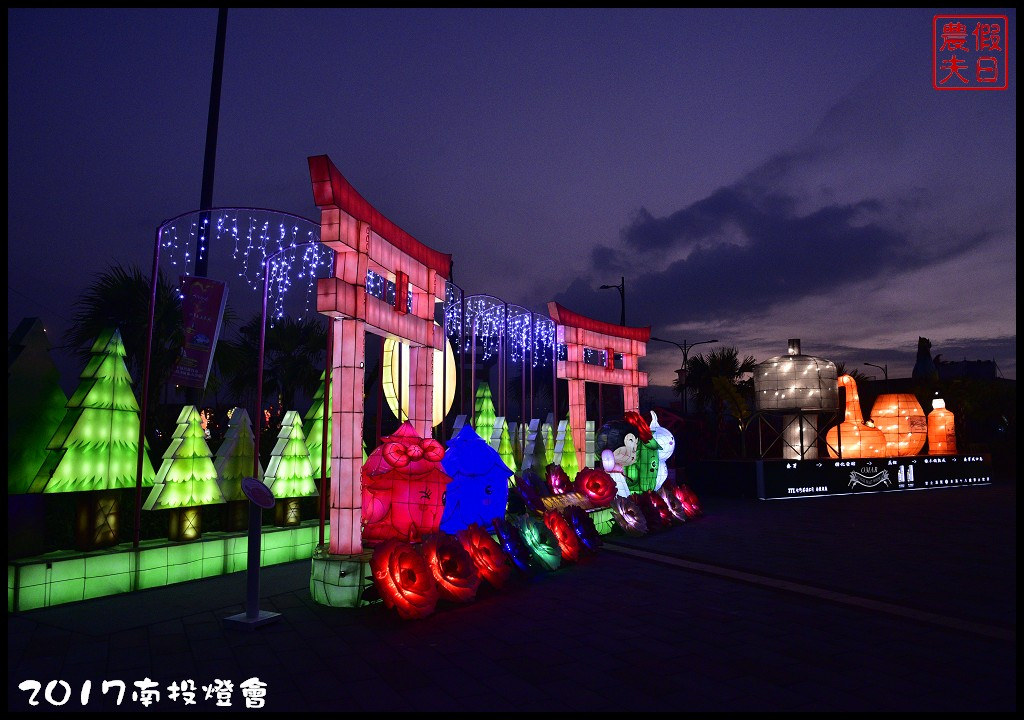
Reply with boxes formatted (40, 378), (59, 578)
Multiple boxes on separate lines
(361, 422), (450, 546)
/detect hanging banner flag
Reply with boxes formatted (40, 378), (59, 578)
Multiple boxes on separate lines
(171, 275), (228, 389)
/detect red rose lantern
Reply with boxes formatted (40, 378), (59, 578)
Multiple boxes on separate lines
(456, 523), (512, 589)
(658, 481), (688, 524)
(361, 422), (450, 545)
(422, 533), (481, 603)
(544, 509), (582, 562)
(574, 467), (617, 506)
(370, 539), (439, 620)
(674, 483), (703, 518)
(638, 491), (673, 529)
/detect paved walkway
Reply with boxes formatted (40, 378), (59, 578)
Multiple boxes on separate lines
(7, 480), (1016, 712)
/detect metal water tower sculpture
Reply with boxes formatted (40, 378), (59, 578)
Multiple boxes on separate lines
(546, 302), (649, 472)
(752, 339), (839, 459)
(310, 155), (452, 557)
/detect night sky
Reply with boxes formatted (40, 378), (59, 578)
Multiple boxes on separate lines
(7, 8), (1017, 394)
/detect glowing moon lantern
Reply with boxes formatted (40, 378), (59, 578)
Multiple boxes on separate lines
(422, 533), (481, 603)
(870, 393), (927, 456)
(370, 539), (439, 620)
(382, 333), (457, 427)
(825, 375), (887, 459)
(927, 398), (957, 455)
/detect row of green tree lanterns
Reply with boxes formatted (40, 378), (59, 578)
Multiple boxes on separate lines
(18, 327), (324, 550)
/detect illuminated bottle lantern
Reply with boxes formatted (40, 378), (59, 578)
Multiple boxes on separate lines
(870, 393), (927, 456)
(753, 339), (838, 459)
(927, 397), (957, 455)
(825, 375), (887, 458)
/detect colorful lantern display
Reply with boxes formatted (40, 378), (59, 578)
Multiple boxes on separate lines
(440, 425), (513, 535)
(658, 481), (688, 523)
(649, 411), (675, 491)
(555, 418), (581, 480)
(422, 533), (481, 603)
(361, 422), (450, 545)
(493, 516), (533, 573)
(545, 463), (572, 495)
(574, 467), (617, 506)
(927, 398), (957, 455)
(638, 491), (673, 530)
(611, 495), (648, 536)
(516, 515), (562, 571)
(870, 393), (928, 457)
(544, 508), (582, 562)
(370, 539), (440, 620)
(456, 522), (512, 589)
(563, 506), (602, 552)
(825, 375), (887, 458)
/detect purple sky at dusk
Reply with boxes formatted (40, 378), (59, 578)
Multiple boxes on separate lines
(7, 8), (1016, 394)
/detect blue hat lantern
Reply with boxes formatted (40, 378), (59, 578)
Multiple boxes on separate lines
(439, 425), (513, 534)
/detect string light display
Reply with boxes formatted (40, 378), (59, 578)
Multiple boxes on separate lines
(157, 209), (333, 324)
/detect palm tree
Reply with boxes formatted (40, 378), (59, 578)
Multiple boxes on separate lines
(676, 347), (757, 457)
(216, 313), (327, 414)
(65, 264), (182, 419)
(834, 362), (871, 386)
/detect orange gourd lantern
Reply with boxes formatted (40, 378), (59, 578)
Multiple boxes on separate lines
(870, 393), (927, 456)
(927, 398), (957, 455)
(825, 375), (887, 458)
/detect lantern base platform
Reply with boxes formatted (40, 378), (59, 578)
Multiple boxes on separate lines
(310, 549), (376, 608)
(224, 609), (281, 629)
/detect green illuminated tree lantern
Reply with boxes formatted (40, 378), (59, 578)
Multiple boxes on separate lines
(30, 327), (156, 550)
(542, 417), (555, 467)
(9, 318), (68, 494)
(214, 407), (262, 531)
(264, 410), (318, 527)
(473, 382), (497, 446)
(496, 420), (518, 475)
(143, 405), (224, 542)
(304, 371), (331, 478)
(556, 418), (580, 480)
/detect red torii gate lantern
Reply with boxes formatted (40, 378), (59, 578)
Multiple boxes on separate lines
(311, 155), (451, 556)
(547, 302), (650, 472)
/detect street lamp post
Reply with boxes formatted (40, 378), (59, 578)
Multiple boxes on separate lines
(864, 362), (889, 395)
(649, 336), (718, 415)
(599, 276), (625, 325)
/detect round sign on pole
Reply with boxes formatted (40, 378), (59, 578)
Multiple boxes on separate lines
(242, 476), (275, 509)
